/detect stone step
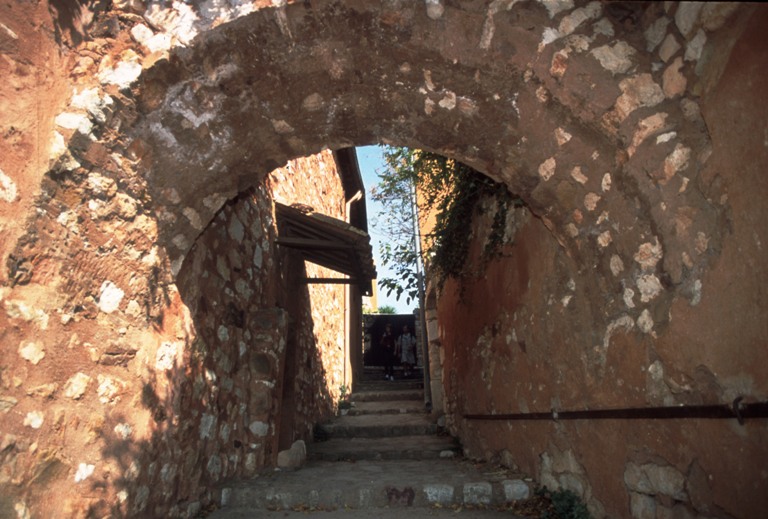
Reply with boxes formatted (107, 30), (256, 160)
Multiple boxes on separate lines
(351, 389), (424, 402)
(346, 399), (426, 416)
(308, 434), (460, 461)
(216, 459), (533, 513)
(317, 413), (438, 438)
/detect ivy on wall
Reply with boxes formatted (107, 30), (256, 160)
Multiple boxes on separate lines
(372, 147), (522, 300)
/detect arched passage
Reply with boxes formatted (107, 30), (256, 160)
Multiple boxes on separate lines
(1, 1), (766, 518)
(136, 0), (716, 335)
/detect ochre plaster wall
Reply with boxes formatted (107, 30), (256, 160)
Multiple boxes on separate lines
(0, 1), (766, 518)
(437, 11), (768, 517)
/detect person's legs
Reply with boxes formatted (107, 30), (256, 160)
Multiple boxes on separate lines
(385, 350), (394, 379)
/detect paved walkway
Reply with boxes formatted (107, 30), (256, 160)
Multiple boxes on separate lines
(212, 507), (520, 518)
(206, 372), (530, 518)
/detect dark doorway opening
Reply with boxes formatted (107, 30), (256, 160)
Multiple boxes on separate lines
(363, 313), (417, 368)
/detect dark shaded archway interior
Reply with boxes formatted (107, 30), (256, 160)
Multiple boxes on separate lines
(1, 1), (766, 518)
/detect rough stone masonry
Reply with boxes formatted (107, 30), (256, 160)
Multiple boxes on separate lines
(0, 1), (766, 518)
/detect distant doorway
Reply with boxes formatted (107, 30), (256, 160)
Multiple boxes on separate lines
(363, 313), (417, 369)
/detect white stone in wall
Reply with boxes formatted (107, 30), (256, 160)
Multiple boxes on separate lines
(637, 309), (654, 333)
(663, 144), (691, 181)
(656, 131), (677, 144)
(674, 2), (704, 39)
(689, 279), (702, 306)
(98, 281), (124, 313)
(555, 127), (572, 146)
(592, 18), (614, 37)
(183, 207), (203, 230)
(71, 88), (113, 124)
(597, 230), (612, 248)
(55, 112), (94, 136)
(684, 29), (706, 62)
(228, 215), (245, 242)
(5, 301), (46, 328)
(616, 74), (665, 120)
(584, 192), (601, 211)
(540, 27), (561, 48)
(538, 157), (556, 181)
(156, 341), (180, 371)
(13, 502), (29, 519)
(558, 2), (601, 36)
(623, 288), (636, 308)
(630, 491), (657, 519)
(63, 372), (92, 400)
(601, 173), (612, 192)
(645, 16), (670, 52)
(98, 53), (142, 90)
(74, 463), (95, 482)
(207, 455), (222, 478)
(610, 254), (624, 276)
(18, 341), (45, 365)
(114, 423), (133, 440)
(131, 24), (172, 53)
(658, 34), (681, 63)
(249, 421), (269, 437)
(425, 0), (444, 20)
(634, 239), (663, 271)
(145, 3), (199, 46)
(570, 166), (587, 184)
(637, 274), (662, 302)
(591, 41), (636, 75)
(214, 257), (231, 281)
(23, 411), (44, 429)
(97, 375), (124, 404)
(624, 462), (687, 501)
(200, 413), (217, 440)
(0, 168), (18, 202)
(538, 0), (574, 19)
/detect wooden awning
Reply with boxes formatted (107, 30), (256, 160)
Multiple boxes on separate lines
(275, 202), (376, 296)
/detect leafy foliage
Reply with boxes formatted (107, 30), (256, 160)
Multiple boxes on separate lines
(337, 384), (352, 410)
(537, 487), (592, 519)
(376, 305), (397, 314)
(371, 146), (520, 302)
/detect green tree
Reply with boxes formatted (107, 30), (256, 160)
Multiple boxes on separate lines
(376, 305), (397, 314)
(371, 146), (519, 302)
(370, 147), (423, 305)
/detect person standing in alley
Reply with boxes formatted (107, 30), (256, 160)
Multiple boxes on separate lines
(396, 324), (417, 378)
(380, 323), (396, 380)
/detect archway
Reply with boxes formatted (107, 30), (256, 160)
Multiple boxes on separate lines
(2, 1), (765, 518)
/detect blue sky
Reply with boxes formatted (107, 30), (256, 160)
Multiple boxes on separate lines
(356, 145), (415, 314)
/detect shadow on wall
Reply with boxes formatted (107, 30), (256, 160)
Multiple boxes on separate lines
(47, 0), (103, 46)
(89, 186), (335, 516)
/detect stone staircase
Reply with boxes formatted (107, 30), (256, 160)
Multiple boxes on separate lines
(309, 376), (460, 461)
(208, 371), (532, 516)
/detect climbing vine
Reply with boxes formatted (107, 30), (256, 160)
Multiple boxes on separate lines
(372, 146), (521, 302)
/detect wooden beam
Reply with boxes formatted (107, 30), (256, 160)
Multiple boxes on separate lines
(276, 237), (356, 250)
(301, 277), (359, 285)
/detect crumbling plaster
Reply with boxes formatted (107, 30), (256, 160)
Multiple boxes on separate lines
(0, 1), (766, 518)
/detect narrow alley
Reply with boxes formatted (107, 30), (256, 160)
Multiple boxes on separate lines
(208, 368), (531, 517)
(1, 2), (767, 518)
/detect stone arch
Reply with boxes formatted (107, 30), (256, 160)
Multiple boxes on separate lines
(3, 1), (760, 517)
(131, 0), (717, 338)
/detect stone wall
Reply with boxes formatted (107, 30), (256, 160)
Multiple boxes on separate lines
(436, 9), (768, 518)
(0, 1), (351, 507)
(0, 1), (766, 518)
